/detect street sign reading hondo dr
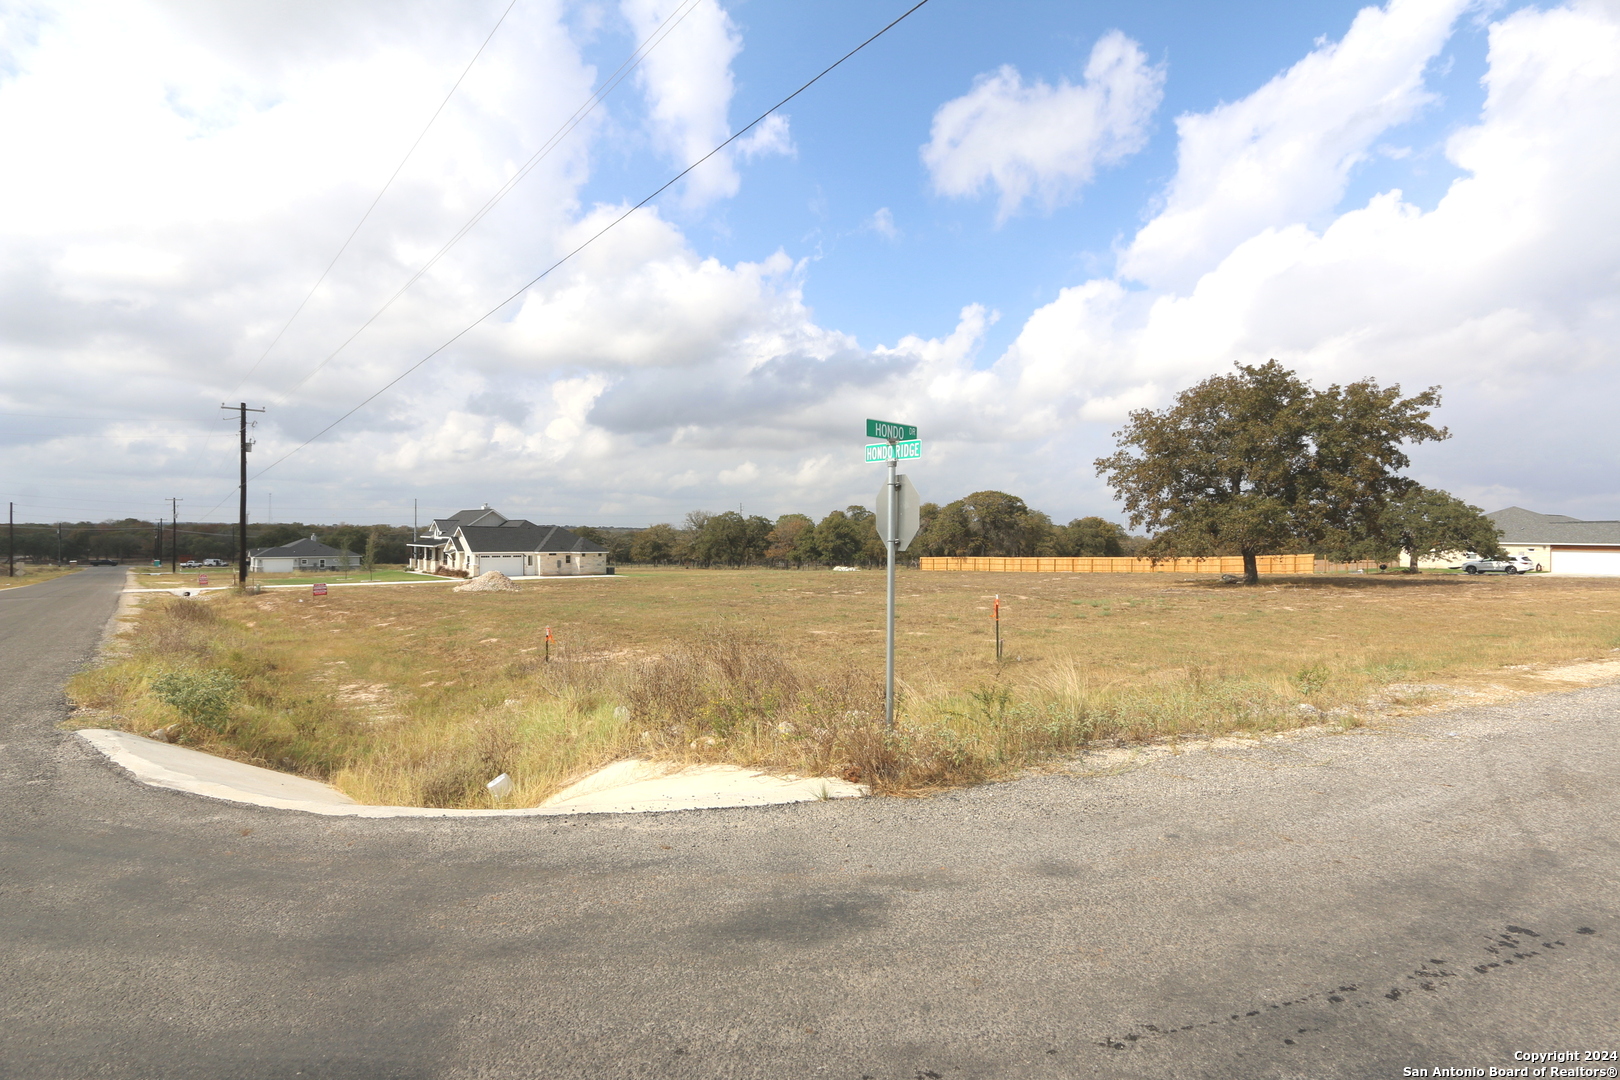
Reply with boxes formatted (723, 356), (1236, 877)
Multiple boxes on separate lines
(866, 418), (917, 442)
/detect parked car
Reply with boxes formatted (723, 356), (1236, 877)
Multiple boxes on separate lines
(180, 560), (203, 569)
(202, 558), (228, 567)
(1460, 557), (1520, 574)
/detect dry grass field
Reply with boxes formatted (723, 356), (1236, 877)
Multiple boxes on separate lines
(69, 568), (1620, 807)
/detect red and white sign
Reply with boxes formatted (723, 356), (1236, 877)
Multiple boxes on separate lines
(313, 582), (328, 597)
(198, 575), (208, 586)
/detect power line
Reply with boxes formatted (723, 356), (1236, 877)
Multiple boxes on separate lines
(231, 0), (525, 394)
(192, 0), (712, 526)
(253, 0), (936, 482)
(273, 0), (706, 400)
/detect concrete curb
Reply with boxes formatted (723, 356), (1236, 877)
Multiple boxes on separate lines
(76, 730), (866, 818)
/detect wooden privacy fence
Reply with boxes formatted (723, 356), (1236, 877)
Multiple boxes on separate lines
(917, 554), (1317, 575)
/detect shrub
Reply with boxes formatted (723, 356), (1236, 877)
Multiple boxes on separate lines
(150, 669), (239, 733)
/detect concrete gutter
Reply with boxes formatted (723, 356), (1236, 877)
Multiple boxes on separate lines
(76, 730), (866, 817)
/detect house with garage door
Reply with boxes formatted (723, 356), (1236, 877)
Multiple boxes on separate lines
(1488, 507), (1620, 576)
(407, 506), (608, 577)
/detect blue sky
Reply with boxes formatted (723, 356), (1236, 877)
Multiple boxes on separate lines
(1, 0), (1616, 528)
(695, 0), (1486, 353)
(568, 0), (1487, 355)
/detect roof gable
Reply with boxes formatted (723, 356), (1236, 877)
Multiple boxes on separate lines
(456, 523), (606, 554)
(250, 536), (357, 559)
(428, 506), (510, 537)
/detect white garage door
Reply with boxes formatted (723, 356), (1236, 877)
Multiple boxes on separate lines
(1551, 547), (1620, 576)
(477, 555), (528, 577)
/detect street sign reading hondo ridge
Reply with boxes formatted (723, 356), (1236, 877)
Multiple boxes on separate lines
(865, 440), (922, 462)
(866, 418), (917, 442)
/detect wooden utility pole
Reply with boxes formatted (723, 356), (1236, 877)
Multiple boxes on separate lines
(7, 502), (13, 578)
(222, 402), (265, 586)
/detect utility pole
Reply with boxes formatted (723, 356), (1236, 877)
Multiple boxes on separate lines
(169, 497), (180, 574)
(57, 521), (63, 565)
(222, 402), (265, 586)
(7, 503), (13, 578)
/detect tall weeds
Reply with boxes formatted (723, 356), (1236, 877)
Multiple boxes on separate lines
(71, 597), (1365, 809)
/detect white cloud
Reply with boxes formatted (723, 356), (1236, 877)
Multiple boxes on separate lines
(4, 0), (1618, 529)
(993, 0), (1620, 513)
(922, 30), (1164, 221)
(620, 0), (788, 207)
(866, 207), (900, 241)
(735, 112), (794, 160)
(1120, 0), (1468, 290)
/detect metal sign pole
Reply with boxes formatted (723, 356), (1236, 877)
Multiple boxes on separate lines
(885, 449), (898, 730)
(866, 418), (919, 734)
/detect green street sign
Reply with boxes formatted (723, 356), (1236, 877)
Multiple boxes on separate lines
(866, 418), (917, 442)
(866, 440), (922, 462)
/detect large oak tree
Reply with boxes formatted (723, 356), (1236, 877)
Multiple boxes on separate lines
(1094, 360), (1447, 583)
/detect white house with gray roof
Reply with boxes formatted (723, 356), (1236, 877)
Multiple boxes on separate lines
(1488, 507), (1620, 576)
(249, 535), (360, 574)
(407, 506), (608, 577)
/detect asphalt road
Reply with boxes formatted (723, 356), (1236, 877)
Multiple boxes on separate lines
(2, 568), (1615, 1079)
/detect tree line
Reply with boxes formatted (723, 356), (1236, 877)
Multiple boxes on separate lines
(4, 520), (418, 565)
(575, 497), (1136, 568)
(599, 360), (1503, 579)
(13, 362), (1495, 582)
(4, 506), (1127, 570)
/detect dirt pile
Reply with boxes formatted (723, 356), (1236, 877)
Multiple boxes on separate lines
(453, 571), (519, 593)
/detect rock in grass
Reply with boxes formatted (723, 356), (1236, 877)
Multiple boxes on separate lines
(453, 571), (519, 593)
